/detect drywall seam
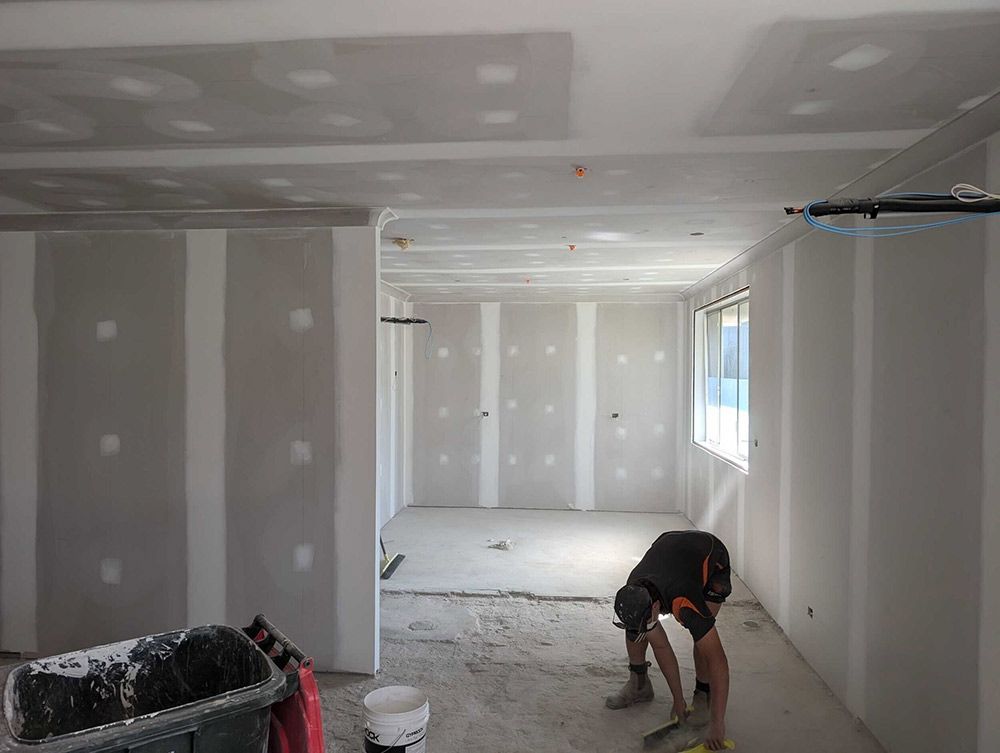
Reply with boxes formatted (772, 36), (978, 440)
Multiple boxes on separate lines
(979, 133), (1000, 753)
(0, 232), (38, 653)
(185, 229), (227, 627)
(479, 303), (500, 508)
(847, 232), (873, 719)
(575, 303), (597, 511)
(777, 243), (794, 629)
(403, 300), (414, 507)
(676, 304), (687, 514)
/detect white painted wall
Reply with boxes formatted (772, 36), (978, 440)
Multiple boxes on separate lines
(684, 140), (997, 753)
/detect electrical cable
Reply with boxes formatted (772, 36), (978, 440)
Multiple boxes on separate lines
(784, 185), (1000, 239)
(380, 316), (434, 359)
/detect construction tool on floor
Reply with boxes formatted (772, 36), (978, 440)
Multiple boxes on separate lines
(678, 742), (735, 753)
(380, 536), (406, 579)
(642, 707), (692, 747)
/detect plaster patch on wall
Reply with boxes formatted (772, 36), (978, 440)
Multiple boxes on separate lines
(507, 345), (520, 357)
(99, 558), (122, 585)
(545, 404), (555, 414)
(545, 345), (557, 355)
(545, 454), (556, 466)
(506, 398), (518, 410)
(99, 434), (120, 456)
(617, 354), (629, 365)
(654, 350), (666, 362)
(438, 406), (449, 418)
(290, 440), (312, 466)
(289, 307), (314, 332)
(437, 347), (450, 358)
(439, 454), (449, 465)
(96, 320), (118, 342)
(616, 467), (628, 481)
(508, 454), (518, 465)
(293, 544), (314, 573)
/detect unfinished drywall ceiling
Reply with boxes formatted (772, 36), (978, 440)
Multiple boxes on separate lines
(2, 2), (998, 302)
(704, 13), (1000, 136)
(0, 35), (570, 150)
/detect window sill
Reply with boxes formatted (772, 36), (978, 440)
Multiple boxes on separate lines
(692, 441), (749, 474)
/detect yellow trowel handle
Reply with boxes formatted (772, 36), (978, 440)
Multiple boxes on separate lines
(679, 741), (736, 753)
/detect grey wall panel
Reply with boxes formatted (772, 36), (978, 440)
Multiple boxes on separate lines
(498, 304), (576, 509)
(224, 229), (336, 641)
(742, 249), (783, 618)
(412, 304), (481, 506)
(595, 304), (680, 512)
(787, 230), (854, 701)
(865, 149), (985, 753)
(34, 231), (186, 654)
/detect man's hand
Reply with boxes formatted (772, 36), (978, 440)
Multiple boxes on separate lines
(704, 720), (726, 751)
(671, 698), (688, 725)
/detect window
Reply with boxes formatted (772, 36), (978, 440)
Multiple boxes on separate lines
(693, 289), (749, 470)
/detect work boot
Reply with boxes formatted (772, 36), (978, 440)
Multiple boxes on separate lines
(605, 662), (654, 709)
(687, 689), (710, 727)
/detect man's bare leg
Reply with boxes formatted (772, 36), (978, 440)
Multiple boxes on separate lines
(606, 633), (655, 709)
(690, 602), (723, 725)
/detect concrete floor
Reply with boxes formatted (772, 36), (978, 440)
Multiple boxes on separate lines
(314, 509), (885, 752)
(380, 506), (752, 601)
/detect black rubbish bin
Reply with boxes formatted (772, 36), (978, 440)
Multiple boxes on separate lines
(0, 625), (289, 753)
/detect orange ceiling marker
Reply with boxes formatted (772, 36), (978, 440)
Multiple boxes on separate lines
(568, 244), (577, 251)
(574, 165), (588, 178)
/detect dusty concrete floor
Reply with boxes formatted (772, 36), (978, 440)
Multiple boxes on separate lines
(319, 592), (884, 753)
(381, 507), (751, 600)
(318, 509), (885, 752)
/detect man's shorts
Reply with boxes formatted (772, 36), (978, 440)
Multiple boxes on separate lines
(703, 534), (732, 604)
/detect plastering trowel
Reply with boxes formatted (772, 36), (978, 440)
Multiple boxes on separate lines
(642, 712), (735, 752)
(641, 707), (691, 747)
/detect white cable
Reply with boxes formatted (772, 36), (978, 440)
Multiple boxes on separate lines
(951, 183), (1000, 203)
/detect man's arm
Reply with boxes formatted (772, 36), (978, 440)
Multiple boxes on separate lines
(646, 622), (688, 721)
(694, 626), (729, 751)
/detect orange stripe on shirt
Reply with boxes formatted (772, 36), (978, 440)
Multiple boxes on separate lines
(671, 596), (705, 626)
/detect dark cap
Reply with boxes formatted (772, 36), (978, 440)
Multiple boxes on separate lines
(613, 584), (653, 635)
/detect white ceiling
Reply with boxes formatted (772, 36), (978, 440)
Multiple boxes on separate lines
(1, 1), (998, 302)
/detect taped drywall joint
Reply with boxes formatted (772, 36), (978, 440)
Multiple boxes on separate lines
(479, 303), (501, 508)
(574, 303), (597, 511)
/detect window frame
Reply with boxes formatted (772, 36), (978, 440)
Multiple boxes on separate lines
(692, 287), (750, 472)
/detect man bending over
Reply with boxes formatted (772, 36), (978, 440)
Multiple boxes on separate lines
(608, 530), (732, 751)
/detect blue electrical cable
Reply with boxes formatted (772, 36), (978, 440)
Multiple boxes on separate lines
(803, 195), (1000, 239)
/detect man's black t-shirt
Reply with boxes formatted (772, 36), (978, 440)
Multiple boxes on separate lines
(627, 530), (731, 642)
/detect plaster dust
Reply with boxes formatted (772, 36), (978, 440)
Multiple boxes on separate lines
(319, 592), (885, 753)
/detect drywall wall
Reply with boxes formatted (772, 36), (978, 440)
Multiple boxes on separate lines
(224, 228), (340, 669)
(0, 233), (38, 654)
(412, 303), (483, 507)
(0, 224), (381, 674)
(980, 132), (1000, 753)
(684, 141), (995, 753)
(411, 302), (684, 511)
(498, 304), (576, 509)
(35, 231), (188, 654)
(595, 303), (683, 512)
(377, 291), (409, 529)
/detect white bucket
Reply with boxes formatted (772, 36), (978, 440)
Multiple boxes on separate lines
(362, 685), (430, 752)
